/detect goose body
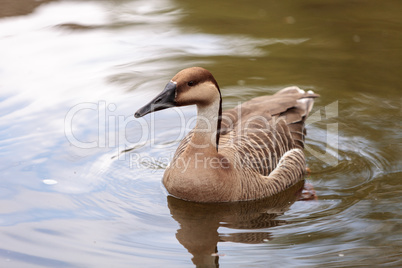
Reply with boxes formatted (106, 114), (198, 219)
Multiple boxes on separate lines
(135, 67), (318, 202)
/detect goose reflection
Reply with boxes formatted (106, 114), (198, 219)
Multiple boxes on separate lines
(167, 180), (306, 267)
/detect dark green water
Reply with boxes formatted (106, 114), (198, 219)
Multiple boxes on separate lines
(0, 0), (401, 267)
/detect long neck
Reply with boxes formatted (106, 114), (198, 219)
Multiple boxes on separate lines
(192, 96), (222, 152)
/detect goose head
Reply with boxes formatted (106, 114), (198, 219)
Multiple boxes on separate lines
(134, 67), (221, 118)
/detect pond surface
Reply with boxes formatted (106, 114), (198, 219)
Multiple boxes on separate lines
(0, 0), (401, 267)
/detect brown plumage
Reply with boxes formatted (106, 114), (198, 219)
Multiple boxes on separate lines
(135, 67), (318, 202)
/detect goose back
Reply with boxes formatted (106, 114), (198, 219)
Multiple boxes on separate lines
(171, 86), (317, 173)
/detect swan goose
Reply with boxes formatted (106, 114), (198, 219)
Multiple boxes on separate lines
(135, 67), (318, 202)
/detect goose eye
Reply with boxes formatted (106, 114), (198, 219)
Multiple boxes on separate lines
(187, 81), (195, 86)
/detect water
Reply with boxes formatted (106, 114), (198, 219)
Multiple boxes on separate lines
(0, 0), (401, 267)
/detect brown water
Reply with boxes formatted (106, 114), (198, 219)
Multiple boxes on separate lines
(0, 0), (401, 267)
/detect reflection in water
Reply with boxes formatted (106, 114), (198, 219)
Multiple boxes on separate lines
(168, 180), (305, 267)
(0, 0), (56, 18)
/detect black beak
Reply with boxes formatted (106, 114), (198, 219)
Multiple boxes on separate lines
(134, 82), (177, 118)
